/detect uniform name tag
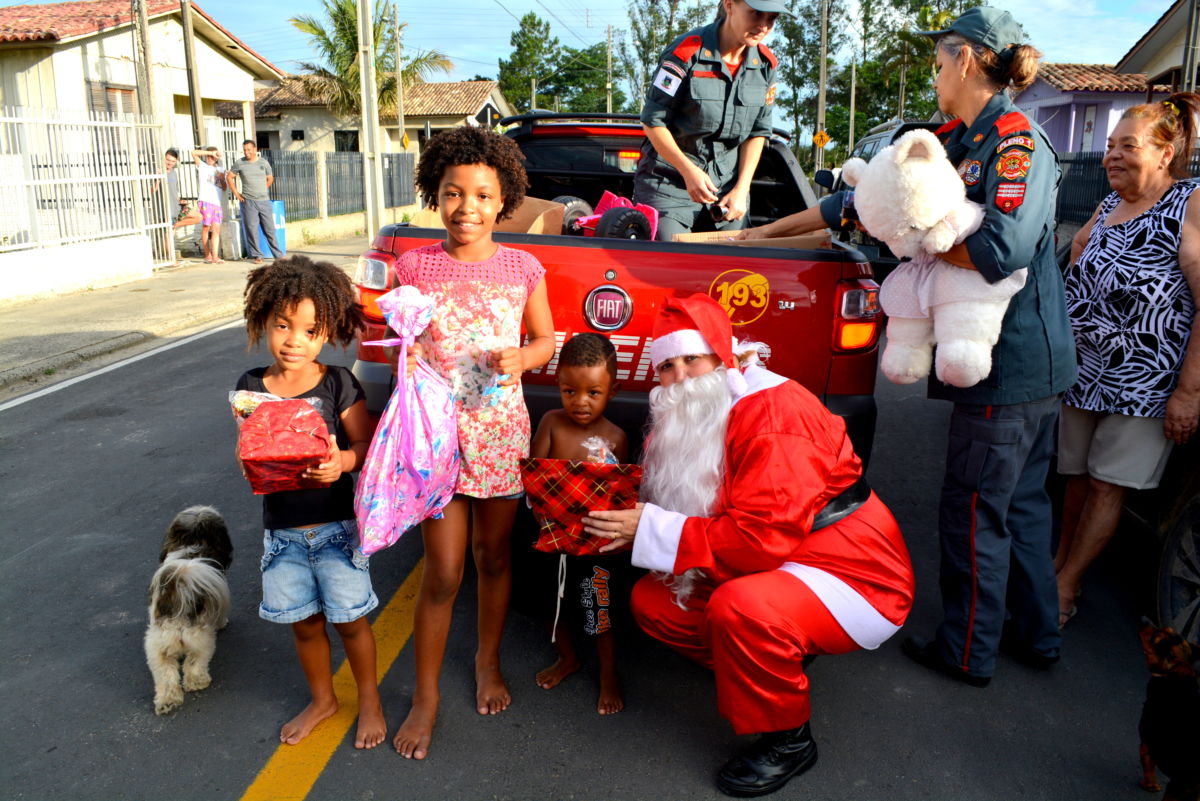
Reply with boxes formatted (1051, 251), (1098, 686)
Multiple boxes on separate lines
(653, 67), (681, 97)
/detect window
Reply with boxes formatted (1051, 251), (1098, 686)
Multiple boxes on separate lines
(256, 131), (270, 151)
(291, 129), (304, 141)
(334, 130), (359, 152)
(87, 81), (137, 115)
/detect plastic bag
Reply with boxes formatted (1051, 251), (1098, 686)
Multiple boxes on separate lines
(354, 286), (460, 555)
(520, 457), (642, 555)
(230, 392), (330, 495)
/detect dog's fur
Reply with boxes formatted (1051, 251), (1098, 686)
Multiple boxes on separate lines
(145, 506), (233, 715)
(1137, 617), (1200, 800)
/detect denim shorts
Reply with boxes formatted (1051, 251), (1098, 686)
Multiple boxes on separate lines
(259, 519), (378, 624)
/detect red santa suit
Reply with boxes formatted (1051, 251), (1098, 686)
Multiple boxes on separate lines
(631, 362), (915, 735)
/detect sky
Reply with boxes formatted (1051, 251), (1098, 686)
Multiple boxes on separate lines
(16, 0), (1174, 82)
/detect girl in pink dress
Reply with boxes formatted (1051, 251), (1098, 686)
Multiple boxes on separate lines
(391, 126), (555, 761)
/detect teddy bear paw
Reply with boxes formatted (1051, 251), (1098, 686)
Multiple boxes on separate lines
(881, 345), (932, 385)
(935, 342), (992, 388)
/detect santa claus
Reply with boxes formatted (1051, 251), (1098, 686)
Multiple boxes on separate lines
(584, 293), (915, 797)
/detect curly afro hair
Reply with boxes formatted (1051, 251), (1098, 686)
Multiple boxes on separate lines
(415, 125), (528, 221)
(242, 255), (364, 348)
(559, 333), (618, 380)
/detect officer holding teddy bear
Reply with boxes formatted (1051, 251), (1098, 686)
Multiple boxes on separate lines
(740, 7), (1076, 688)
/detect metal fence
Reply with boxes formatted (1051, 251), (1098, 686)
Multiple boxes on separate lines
(259, 150), (319, 221)
(383, 152), (416, 207)
(0, 106), (171, 262)
(1057, 151), (1200, 225)
(325, 152), (366, 216)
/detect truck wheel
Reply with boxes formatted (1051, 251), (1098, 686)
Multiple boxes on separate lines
(551, 195), (592, 235)
(1157, 494), (1200, 647)
(594, 207), (653, 240)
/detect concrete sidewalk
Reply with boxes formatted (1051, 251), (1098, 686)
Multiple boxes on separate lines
(0, 237), (370, 395)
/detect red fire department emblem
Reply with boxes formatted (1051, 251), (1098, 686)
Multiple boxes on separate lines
(995, 148), (1032, 180)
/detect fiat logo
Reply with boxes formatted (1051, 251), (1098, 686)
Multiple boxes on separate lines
(584, 285), (632, 331)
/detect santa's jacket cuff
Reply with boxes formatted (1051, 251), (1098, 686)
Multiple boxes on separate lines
(632, 503), (685, 573)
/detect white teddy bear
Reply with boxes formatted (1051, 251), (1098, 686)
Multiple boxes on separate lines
(841, 128), (1027, 388)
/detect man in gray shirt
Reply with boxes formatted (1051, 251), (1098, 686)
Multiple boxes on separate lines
(229, 140), (283, 263)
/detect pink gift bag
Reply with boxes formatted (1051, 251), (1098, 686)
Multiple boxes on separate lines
(354, 286), (460, 555)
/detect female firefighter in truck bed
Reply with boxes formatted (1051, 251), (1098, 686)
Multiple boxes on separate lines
(633, 0), (786, 241)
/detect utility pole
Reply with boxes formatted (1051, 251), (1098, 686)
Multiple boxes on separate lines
(180, 0), (202, 145)
(132, 0), (155, 120)
(849, 58), (856, 152)
(394, 7), (407, 150)
(1183, 0), (1199, 92)
(357, 0), (385, 240)
(815, 0), (828, 171)
(530, 76), (537, 112)
(606, 25), (613, 114)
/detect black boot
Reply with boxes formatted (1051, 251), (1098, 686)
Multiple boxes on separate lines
(716, 722), (818, 797)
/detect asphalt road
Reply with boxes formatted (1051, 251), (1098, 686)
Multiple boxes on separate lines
(0, 325), (1165, 801)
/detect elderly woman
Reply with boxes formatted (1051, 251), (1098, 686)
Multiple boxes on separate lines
(635, 0), (786, 240)
(1053, 94), (1200, 628)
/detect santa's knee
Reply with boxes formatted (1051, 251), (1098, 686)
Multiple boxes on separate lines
(706, 576), (776, 637)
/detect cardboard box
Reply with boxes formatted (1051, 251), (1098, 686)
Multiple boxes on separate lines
(407, 196), (565, 235)
(672, 229), (833, 250)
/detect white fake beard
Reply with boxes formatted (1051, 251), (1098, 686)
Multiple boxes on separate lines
(641, 368), (731, 608)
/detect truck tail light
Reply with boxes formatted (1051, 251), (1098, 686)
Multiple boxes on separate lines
(354, 255), (394, 323)
(833, 279), (881, 352)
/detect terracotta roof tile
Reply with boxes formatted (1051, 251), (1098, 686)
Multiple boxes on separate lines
(1038, 63), (1170, 93)
(254, 78), (499, 118)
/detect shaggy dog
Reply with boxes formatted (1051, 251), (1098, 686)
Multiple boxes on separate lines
(144, 506), (233, 715)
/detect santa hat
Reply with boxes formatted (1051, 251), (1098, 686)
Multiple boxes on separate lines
(649, 294), (747, 395)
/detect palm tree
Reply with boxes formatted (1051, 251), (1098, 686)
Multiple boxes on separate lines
(290, 0), (452, 117)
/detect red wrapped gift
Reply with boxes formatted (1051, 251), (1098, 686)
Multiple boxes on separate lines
(520, 457), (643, 556)
(237, 398), (331, 495)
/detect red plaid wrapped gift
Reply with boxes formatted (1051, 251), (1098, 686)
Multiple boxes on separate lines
(237, 398), (331, 495)
(520, 457), (643, 556)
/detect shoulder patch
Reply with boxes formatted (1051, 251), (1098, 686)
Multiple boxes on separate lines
(935, 118), (964, 138)
(757, 43), (778, 69)
(994, 111), (1032, 139)
(672, 35), (703, 64)
(996, 135), (1035, 153)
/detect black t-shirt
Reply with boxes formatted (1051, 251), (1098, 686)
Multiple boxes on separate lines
(236, 364), (366, 529)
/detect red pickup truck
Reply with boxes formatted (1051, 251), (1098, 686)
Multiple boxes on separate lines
(351, 113), (883, 462)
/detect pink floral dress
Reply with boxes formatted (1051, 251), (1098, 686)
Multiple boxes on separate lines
(395, 243), (545, 498)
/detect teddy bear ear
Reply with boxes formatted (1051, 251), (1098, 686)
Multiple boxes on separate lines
(841, 158), (867, 187)
(892, 129), (945, 164)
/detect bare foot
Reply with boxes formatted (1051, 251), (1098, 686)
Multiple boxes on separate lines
(393, 698), (437, 759)
(476, 662), (511, 715)
(280, 698), (338, 745)
(355, 695), (386, 749)
(536, 656), (581, 690)
(597, 670), (624, 716)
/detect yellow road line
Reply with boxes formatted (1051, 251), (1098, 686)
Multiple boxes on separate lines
(240, 558), (423, 801)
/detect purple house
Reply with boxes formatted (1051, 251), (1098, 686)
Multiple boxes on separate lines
(1014, 63), (1168, 153)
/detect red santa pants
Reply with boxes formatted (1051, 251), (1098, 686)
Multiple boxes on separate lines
(631, 568), (858, 735)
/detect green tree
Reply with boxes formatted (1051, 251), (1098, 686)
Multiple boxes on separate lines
(543, 42), (629, 113)
(497, 13), (561, 112)
(619, 0), (708, 108)
(290, 0), (451, 117)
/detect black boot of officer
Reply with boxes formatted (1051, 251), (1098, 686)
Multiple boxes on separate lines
(716, 722), (818, 797)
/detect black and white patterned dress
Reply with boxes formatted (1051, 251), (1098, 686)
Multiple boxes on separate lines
(1063, 181), (1197, 418)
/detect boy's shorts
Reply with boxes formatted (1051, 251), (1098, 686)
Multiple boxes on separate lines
(198, 200), (222, 225)
(259, 519), (378, 624)
(1057, 405), (1174, 490)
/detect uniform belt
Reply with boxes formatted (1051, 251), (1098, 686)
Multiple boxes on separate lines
(811, 476), (871, 531)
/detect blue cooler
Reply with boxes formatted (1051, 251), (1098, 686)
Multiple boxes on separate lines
(244, 200), (286, 256)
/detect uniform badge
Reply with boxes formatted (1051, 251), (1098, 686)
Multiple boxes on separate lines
(957, 159), (982, 185)
(996, 148), (1032, 180)
(973, 133), (984, 143)
(995, 182), (1026, 212)
(996, 135), (1035, 153)
(660, 60), (686, 80)
(765, 83), (777, 105)
(652, 67), (681, 97)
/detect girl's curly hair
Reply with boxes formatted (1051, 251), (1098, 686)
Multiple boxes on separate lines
(415, 126), (528, 221)
(242, 255), (364, 348)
